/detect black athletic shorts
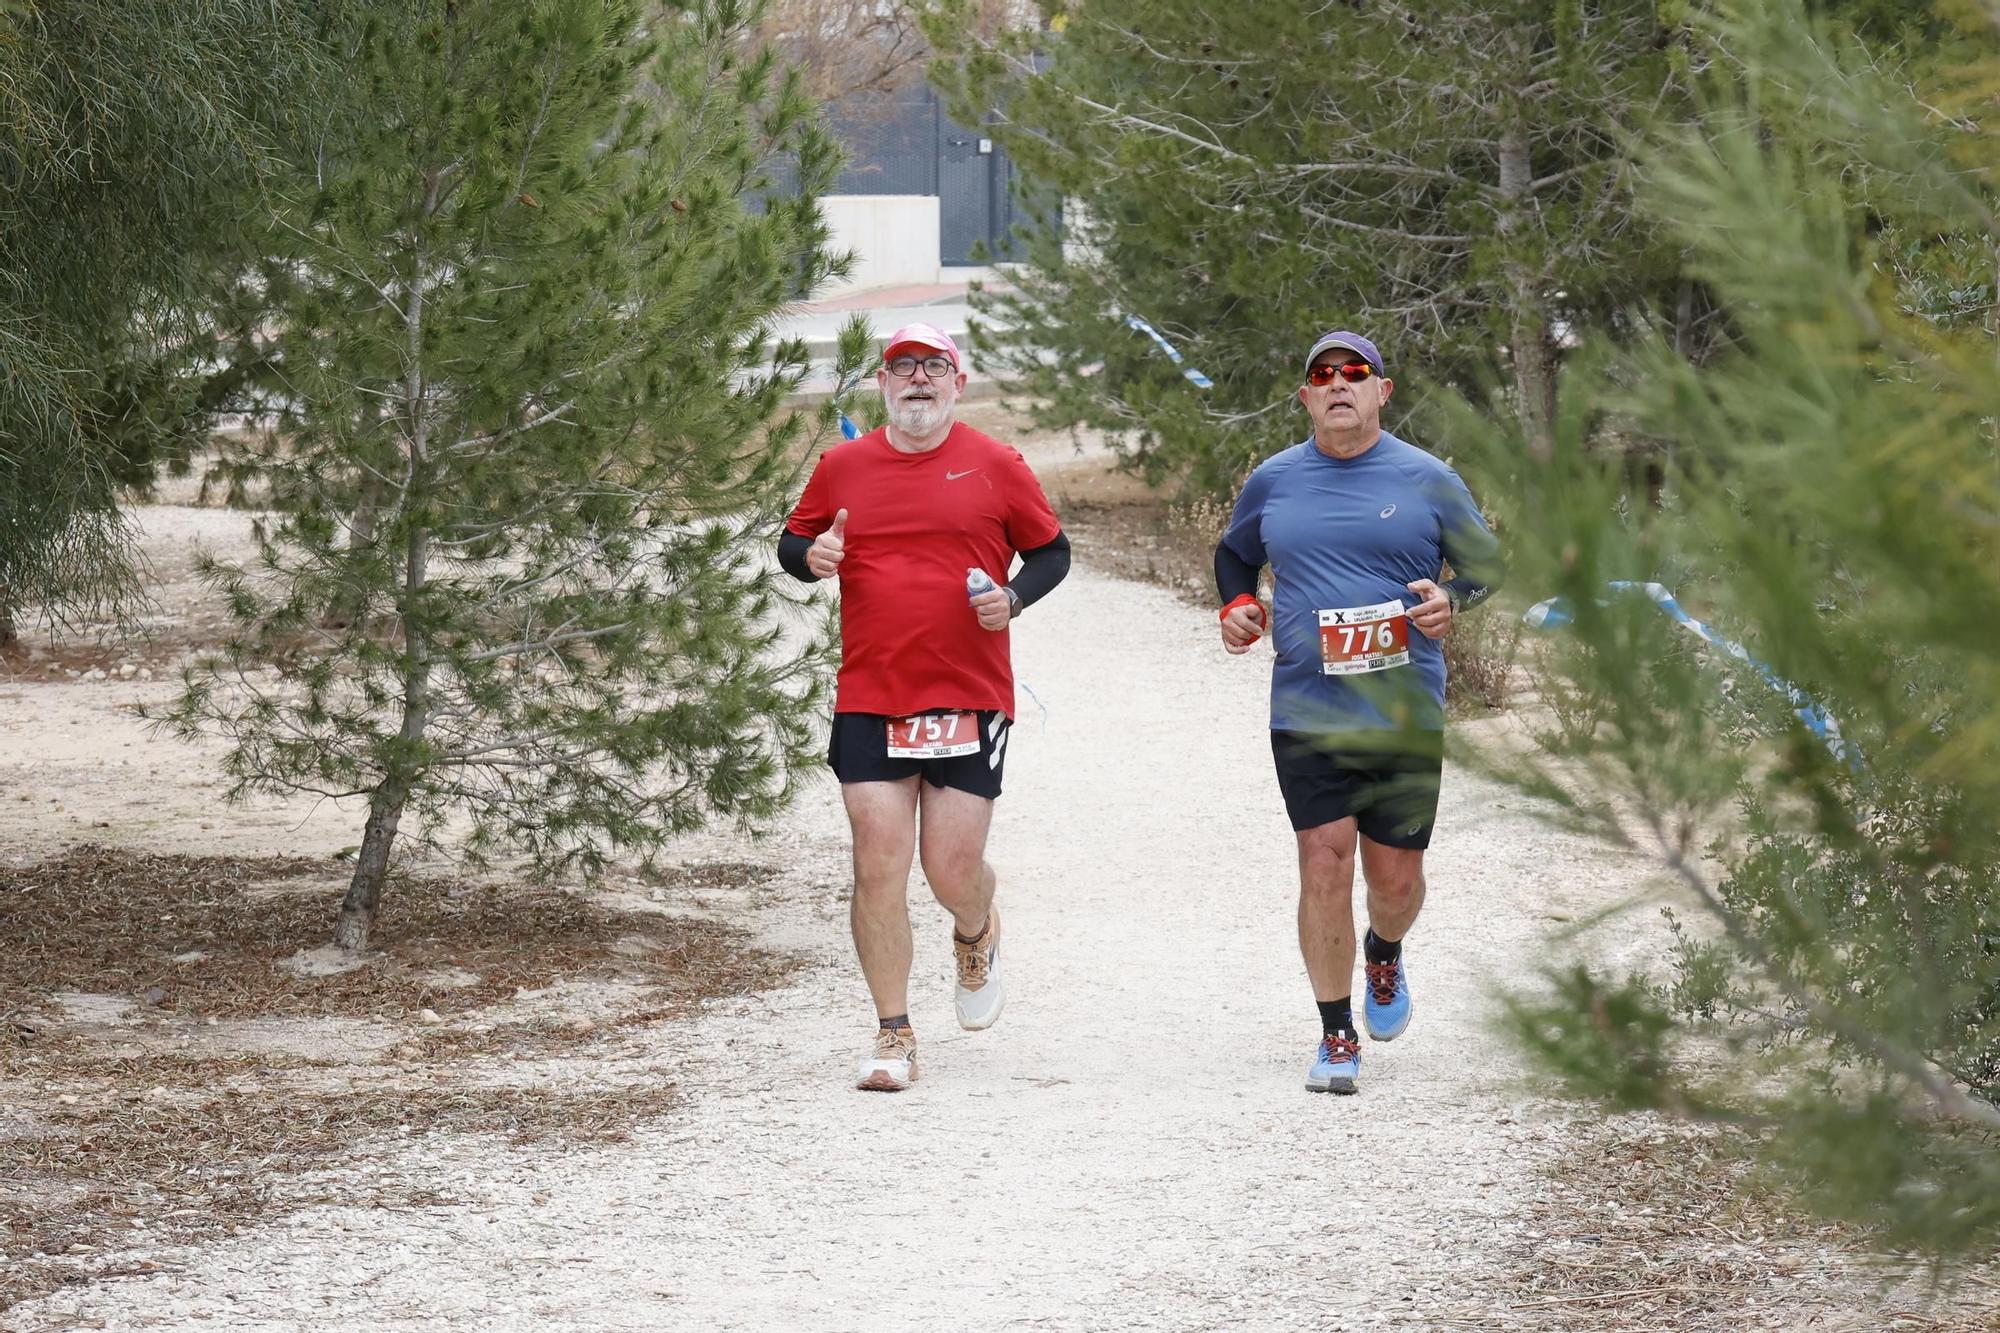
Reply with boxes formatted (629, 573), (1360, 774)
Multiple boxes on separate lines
(828, 710), (1010, 799)
(1269, 729), (1444, 848)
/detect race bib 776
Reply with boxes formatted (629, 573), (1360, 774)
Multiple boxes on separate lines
(1318, 601), (1411, 675)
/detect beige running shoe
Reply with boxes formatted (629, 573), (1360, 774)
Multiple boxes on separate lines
(856, 1026), (918, 1092)
(952, 906), (1005, 1030)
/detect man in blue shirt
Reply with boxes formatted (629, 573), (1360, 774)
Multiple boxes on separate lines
(1215, 329), (1502, 1094)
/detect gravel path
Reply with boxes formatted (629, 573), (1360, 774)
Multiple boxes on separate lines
(7, 555), (1669, 1331)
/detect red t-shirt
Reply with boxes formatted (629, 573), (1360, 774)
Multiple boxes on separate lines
(785, 422), (1062, 720)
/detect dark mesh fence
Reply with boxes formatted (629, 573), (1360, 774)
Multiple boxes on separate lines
(825, 93), (939, 196)
(765, 85), (1054, 264)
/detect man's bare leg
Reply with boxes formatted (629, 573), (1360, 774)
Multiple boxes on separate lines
(1296, 816), (1362, 1002)
(1359, 838), (1426, 944)
(918, 781), (1004, 1029)
(1357, 836), (1424, 1042)
(916, 781), (996, 937)
(843, 777), (921, 1020)
(1298, 816), (1364, 1091)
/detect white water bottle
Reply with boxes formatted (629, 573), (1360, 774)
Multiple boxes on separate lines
(965, 566), (997, 604)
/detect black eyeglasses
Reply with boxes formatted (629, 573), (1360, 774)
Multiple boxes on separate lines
(886, 354), (954, 379)
(1306, 362), (1379, 386)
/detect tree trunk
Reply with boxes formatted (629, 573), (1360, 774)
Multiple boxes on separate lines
(328, 519), (431, 954)
(330, 526), (432, 951)
(321, 474), (385, 630)
(1498, 124), (1557, 461)
(322, 398), (385, 630)
(332, 786), (407, 952)
(333, 224), (436, 955)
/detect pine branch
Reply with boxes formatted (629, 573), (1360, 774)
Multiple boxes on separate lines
(1643, 809), (2000, 1134)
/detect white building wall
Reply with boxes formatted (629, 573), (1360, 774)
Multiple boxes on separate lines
(819, 195), (943, 293)
(817, 195), (1008, 295)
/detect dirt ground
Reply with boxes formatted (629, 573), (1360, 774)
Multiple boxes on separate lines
(2, 405), (1995, 1330)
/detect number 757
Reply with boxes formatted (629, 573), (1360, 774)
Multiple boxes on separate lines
(904, 715), (960, 744)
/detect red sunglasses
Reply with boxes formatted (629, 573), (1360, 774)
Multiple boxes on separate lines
(1306, 361), (1379, 386)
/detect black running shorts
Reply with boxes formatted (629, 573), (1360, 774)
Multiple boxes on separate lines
(828, 710), (1010, 799)
(1269, 730), (1444, 848)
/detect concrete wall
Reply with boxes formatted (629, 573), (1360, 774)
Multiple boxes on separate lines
(815, 195), (1010, 295)
(819, 195), (943, 294)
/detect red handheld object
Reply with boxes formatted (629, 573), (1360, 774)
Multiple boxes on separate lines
(1220, 593), (1265, 645)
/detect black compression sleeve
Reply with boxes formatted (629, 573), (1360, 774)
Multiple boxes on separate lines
(1443, 574), (1493, 611)
(1007, 530), (1070, 612)
(1214, 539), (1260, 604)
(777, 530), (818, 583)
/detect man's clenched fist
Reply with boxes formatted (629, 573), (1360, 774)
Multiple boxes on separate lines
(1220, 599), (1268, 654)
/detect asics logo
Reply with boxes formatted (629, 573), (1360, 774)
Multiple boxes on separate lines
(946, 469), (980, 481)
(1379, 504), (1398, 519)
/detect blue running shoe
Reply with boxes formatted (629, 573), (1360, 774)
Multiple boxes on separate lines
(1363, 957), (1412, 1041)
(1305, 1032), (1360, 1094)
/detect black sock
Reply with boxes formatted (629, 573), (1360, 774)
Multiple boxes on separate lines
(878, 1013), (911, 1032)
(1364, 929), (1402, 966)
(1316, 998), (1354, 1037)
(953, 916), (990, 945)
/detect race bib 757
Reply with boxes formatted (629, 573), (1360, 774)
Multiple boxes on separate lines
(885, 712), (980, 759)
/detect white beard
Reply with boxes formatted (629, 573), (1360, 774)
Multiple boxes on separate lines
(887, 395), (947, 437)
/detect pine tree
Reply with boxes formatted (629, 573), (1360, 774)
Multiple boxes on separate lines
(0, 1), (330, 640)
(1467, 0), (2000, 1258)
(920, 0), (1689, 493)
(155, 0), (859, 953)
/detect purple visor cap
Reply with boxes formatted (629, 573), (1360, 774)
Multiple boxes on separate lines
(1304, 330), (1384, 378)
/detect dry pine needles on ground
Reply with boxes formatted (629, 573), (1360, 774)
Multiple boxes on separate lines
(1429, 1119), (1998, 1332)
(0, 845), (783, 1023)
(0, 845), (794, 1311)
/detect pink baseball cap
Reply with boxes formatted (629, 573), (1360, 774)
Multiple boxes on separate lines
(882, 322), (963, 372)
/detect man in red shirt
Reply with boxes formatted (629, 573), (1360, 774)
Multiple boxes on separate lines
(779, 323), (1071, 1091)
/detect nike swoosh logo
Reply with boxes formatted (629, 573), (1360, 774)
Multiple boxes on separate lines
(946, 469), (981, 481)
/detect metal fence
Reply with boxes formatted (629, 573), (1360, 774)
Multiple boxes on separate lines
(769, 86), (1049, 265)
(824, 93), (942, 197)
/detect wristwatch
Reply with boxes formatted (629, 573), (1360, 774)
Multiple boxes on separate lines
(1004, 586), (1023, 618)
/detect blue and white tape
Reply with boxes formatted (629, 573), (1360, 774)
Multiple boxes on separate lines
(1017, 679), (1050, 733)
(833, 363), (866, 441)
(1123, 313), (1214, 389)
(1524, 581), (1855, 764)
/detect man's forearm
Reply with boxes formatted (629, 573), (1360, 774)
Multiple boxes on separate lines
(777, 530), (818, 583)
(1442, 566), (1499, 612)
(1214, 540), (1260, 603)
(1008, 531), (1071, 612)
